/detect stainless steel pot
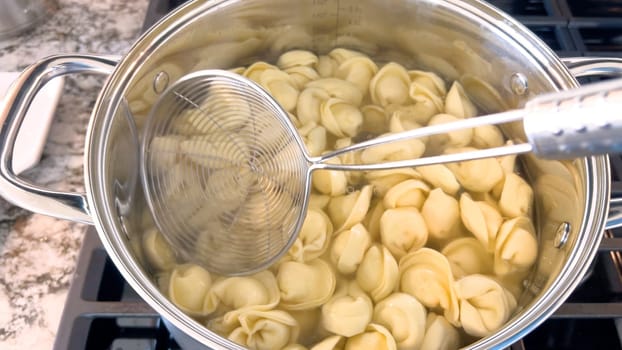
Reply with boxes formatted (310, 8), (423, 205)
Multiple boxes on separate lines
(3, 0), (622, 349)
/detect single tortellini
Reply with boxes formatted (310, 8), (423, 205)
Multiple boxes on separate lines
(356, 244), (399, 302)
(257, 68), (300, 112)
(498, 173), (534, 218)
(416, 164), (460, 196)
(320, 98), (363, 137)
(365, 168), (422, 197)
(426, 114), (473, 155)
(345, 323), (397, 350)
(387, 103), (435, 127)
(459, 193), (503, 252)
(441, 237), (493, 278)
(331, 223), (372, 275)
(471, 124), (505, 149)
(288, 208), (333, 263)
(363, 199), (385, 241)
(399, 248), (460, 325)
(244, 61), (279, 82)
(297, 87), (330, 125)
(373, 293), (427, 350)
(335, 55), (379, 93)
(445, 147), (504, 193)
(277, 49), (319, 69)
(312, 157), (348, 196)
(287, 65), (321, 89)
(228, 309), (300, 350)
(380, 207), (429, 259)
(361, 104), (390, 133)
(327, 185), (374, 232)
(142, 228), (176, 272)
(321, 280), (373, 337)
(455, 274), (517, 337)
(370, 62), (411, 106)
(444, 81), (477, 118)
(494, 216), (538, 276)
(384, 179), (430, 209)
(408, 83), (444, 114)
(389, 113), (422, 135)
(408, 70), (447, 97)
(278, 259), (336, 310)
(421, 188), (463, 243)
(204, 271), (280, 316)
(299, 122), (328, 157)
(168, 264), (212, 316)
(306, 78), (363, 106)
(310, 335), (345, 350)
(360, 134), (425, 164)
(420, 313), (460, 350)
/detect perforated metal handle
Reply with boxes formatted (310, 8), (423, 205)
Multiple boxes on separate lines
(524, 77), (622, 159)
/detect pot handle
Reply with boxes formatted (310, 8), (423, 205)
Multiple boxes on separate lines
(0, 54), (119, 225)
(562, 57), (622, 229)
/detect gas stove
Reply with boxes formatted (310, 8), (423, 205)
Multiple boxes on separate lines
(53, 1), (622, 349)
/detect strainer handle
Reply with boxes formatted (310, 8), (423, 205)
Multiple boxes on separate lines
(0, 54), (118, 224)
(562, 57), (622, 230)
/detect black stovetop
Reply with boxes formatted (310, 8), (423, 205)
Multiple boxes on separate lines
(53, 1), (622, 349)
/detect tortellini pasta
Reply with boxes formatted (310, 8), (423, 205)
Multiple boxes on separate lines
(142, 48), (541, 350)
(321, 280), (373, 337)
(142, 228), (176, 272)
(357, 244), (399, 302)
(441, 237), (493, 279)
(459, 193), (503, 252)
(383, 179), (430, 209)
(380, 207), (428, 259)
(445, 147), (504, 193)
(204, 271), (280, 316)
(498, 173), (534, 218)
(369, 62), (411, 106)
(373, 293), (427, 350)
(399, 248), (460, 325)
(168, 264), (212, 316)
(287, 208), (333, 263)
(455, 274), (517, 337)
(420, 313), (460, 350)
(421, 188), (463, 243)
(227, 309), (300, 350)
(494, 217), (538, 276)
(331, 223), (372, 274)
(327, 185), (373, 232)
(278, 259), (336, 310)
(345, 323), (397, 350)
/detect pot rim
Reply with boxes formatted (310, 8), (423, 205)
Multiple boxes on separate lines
(84, 0), (610, 349)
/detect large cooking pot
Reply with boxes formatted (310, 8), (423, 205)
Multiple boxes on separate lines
(3, 0), (622, 348)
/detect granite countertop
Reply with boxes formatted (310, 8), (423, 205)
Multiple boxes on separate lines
(0, 0), (148, 348)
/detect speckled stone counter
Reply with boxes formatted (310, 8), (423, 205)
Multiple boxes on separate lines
(0, 1), (148, 348)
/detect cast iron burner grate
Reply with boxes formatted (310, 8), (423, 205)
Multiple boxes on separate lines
(52, 0), (622, 349)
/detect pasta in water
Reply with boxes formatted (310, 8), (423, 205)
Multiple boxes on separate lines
(372, 293), (427, 350)
(321, 280), (373, 337)
(140, 47), (540, 350)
